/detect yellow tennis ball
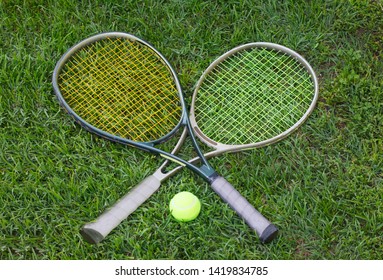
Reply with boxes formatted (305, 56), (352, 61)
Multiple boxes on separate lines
(169, 191), (201, 222)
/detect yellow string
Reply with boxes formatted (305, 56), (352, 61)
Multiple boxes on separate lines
(58, 37), (182, 142)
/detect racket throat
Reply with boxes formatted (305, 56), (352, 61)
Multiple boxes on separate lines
(200, 165), (218, 182)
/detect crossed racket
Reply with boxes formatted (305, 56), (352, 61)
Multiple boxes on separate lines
(52, 32), (318, 244)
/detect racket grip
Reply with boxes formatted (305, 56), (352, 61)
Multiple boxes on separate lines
(210, 176), (278, 243)
(80, 175), (161, 244)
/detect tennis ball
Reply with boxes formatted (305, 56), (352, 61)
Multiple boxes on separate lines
(169, 191), (201, 222)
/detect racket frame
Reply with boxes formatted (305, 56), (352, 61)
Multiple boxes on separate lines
(156, 42), (319, 180)
(190, 42), (319, 153)
(52, 32), (215, 181)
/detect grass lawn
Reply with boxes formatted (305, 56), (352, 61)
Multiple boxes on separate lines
(1, 0), (383, 259)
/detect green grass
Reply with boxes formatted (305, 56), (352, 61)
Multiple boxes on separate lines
(1, 0), (383, 260)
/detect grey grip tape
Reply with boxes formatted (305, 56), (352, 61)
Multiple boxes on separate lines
(81, 175), (161, 244)
(210, 176), (278, 243)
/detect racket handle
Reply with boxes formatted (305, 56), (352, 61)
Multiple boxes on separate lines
(210, 176), (278, 243)
(80, 175), (161, 244)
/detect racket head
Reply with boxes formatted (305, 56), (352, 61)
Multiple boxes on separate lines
(190, 42), (319, 153)
(52, 32), (185, 146)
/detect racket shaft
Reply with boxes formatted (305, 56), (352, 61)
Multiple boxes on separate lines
(211, 176), (278, 243)
(81, 175), (161, 244)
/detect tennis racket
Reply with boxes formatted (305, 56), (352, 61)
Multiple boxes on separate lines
(52, 32), (318, 244)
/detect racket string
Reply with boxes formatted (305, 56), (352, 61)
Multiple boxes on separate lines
(194, 47), (315, 145)
(58, 37), (182, 142)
